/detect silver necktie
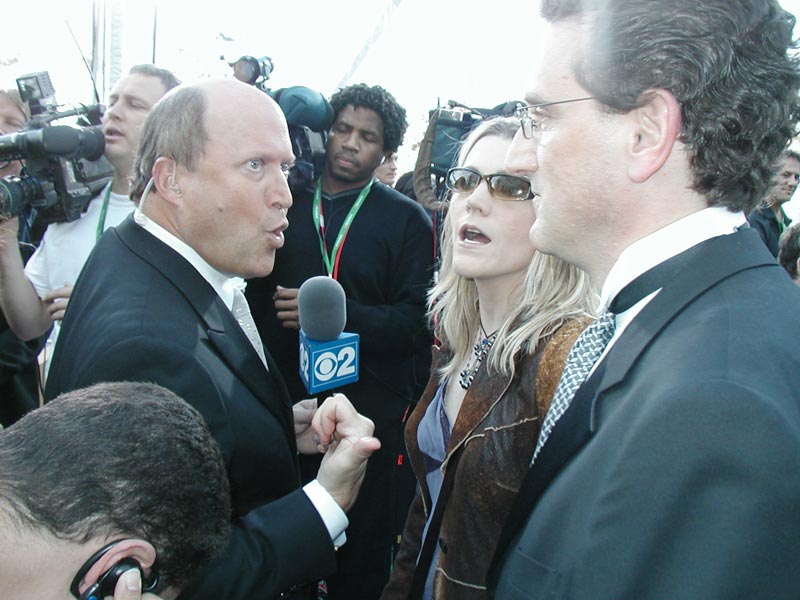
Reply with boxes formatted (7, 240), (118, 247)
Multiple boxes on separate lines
(231, 288), (268, 369)
(532, 311), (616, 463)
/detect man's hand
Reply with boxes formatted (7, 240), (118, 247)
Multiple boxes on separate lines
(0, 216), (19, 254)
(42, 283), (73, 322)
(113, 569), (164, 600)
(313, 393), (381, 512)
(294, 398), (320, 455)
(273, 285), (300, 330)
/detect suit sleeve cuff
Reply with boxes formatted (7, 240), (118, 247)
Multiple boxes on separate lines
(303, 479), (348, 549)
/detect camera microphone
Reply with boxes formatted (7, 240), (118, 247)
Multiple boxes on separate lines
(297, 276), (360, 394)
(0, 125), (105, 162)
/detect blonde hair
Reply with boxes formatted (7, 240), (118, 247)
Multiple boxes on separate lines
(429, 116), (597, 379)
(0, 89), (30, 122)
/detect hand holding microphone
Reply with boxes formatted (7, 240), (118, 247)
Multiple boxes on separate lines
(273, 285), (300, 330)
(313, 392), (380, 512)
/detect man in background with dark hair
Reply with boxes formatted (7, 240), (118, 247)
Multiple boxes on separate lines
(375, 151), (399, 186)
(0, 381), (230, 599)
(249, 82), (434, 599)
(490, 0), (800, 597)
(0, 64), (179, 379)
(779, 221), (800, 286)
(748, 149), (799, 256)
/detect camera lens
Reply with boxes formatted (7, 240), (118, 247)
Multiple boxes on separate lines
(0, 175), (42, 218)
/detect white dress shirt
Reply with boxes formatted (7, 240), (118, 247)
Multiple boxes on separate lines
(600, 207), (747, 355)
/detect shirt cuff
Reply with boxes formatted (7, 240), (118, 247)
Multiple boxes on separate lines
(303, 479), (348, 549)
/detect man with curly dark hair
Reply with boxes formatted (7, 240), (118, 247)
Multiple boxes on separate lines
(778, 221), (800, 286)
(248, 83), (433, 599)
(490, 0), (800, 598)
(0, 381), (231, 600)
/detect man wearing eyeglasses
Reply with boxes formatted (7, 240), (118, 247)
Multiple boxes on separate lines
(0, 381), (230, 600)
(489, 1), (800, 598)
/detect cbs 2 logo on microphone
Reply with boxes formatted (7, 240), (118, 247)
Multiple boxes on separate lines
(299, 331), (360, 394)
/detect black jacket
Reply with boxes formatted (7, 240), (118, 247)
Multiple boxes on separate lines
(46, 216), (336, 599)
(489, 230), (800, 599)
(747, 205), (791, 257)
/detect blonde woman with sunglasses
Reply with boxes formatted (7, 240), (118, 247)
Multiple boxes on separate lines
(381, 117), (596, 600)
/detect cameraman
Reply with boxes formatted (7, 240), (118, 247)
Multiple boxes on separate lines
(0, 88), (43, 427)
(0, 65), (179, 377)
(0, 89), (28, 178)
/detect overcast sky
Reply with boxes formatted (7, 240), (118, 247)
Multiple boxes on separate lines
(4, 0), (800, 216)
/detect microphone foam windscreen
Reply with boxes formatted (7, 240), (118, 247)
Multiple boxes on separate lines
(275, 86), (334, 132)
(78, 126), (106, 161)
(297, 276), (347, 341)
(41, 126), (105, 160)
(41, 126), (80, 155)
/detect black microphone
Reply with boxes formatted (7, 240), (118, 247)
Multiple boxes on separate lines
(272, 86), (334, 132)
(0, 125), (105, 161)
(297, 276), (360, 394)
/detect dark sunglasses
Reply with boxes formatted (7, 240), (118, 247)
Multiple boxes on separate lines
(445, 167), (534, 201)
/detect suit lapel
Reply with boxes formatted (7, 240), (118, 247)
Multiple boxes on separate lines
(489, 229), (778, 582)
(116, 218), (296, 445)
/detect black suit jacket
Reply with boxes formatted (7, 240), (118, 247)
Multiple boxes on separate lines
(489, 229), (800, 599)
(46, 216), (336, 599)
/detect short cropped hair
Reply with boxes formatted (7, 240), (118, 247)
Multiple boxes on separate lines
(0, 382), (230, 591)
(130, 85), (208, 202)
(128, 64), (181, 93)
(779, 222), (800, 279)
(330, 83), (408, 152)
(541, 0), (800, 213)
(783, 149), (800, 166)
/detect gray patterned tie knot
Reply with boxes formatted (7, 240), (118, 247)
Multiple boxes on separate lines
(532, 311), (616, 463)
(232, 288), (268, 369)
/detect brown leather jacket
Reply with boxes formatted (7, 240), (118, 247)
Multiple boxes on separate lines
(381, 319), (588, 600)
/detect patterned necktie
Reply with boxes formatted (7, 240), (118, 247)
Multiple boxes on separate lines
(532, 311), (616, 463)
(231, 288), (268, 369)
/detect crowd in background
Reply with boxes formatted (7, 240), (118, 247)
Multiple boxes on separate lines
(1, 0), (800, 598)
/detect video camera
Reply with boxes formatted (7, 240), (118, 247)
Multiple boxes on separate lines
(412, 99), (524, 209)
(227, 55), (332, 191)
(0, 71), (113, 224)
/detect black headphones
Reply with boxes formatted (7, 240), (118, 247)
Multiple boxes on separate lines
(70, 539), (160, 600)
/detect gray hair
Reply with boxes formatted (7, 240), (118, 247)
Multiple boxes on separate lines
(130, 85), (208, 202)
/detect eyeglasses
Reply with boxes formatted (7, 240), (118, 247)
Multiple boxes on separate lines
(445, 167), (534, 201)
(514, 97), (595, 139)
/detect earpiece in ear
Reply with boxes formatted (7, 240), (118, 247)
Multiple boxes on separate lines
(70, 539), (161, 600)
(78, 558), (142, 600)
(168, 171), (181, 194)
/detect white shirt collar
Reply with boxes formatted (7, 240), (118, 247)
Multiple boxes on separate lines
(133, 208), (244, 310)
(601, 206), (747, 309)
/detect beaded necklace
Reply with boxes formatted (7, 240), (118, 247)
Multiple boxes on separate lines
(458, 323), (499, 390)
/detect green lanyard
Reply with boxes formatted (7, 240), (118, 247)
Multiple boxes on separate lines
(312, 177), (374, 278)
(95, 183), (112, 242)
